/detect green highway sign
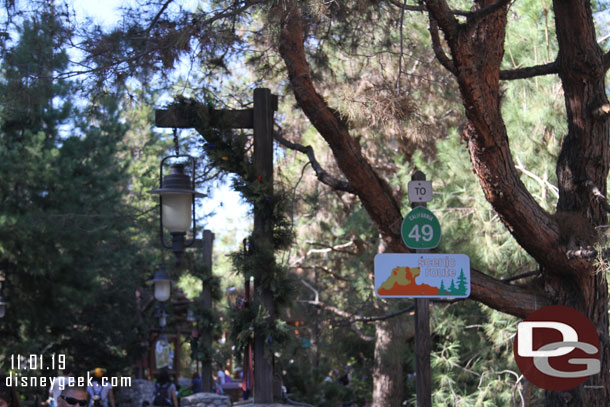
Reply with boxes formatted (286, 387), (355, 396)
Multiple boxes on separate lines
(401, 206), (441, 249)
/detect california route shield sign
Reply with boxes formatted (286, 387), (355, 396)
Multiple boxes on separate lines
(401, 206), (441, 249)
(374, 253), (470, 298)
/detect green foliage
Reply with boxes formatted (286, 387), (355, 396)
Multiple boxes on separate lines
(228, 300), (291, 359)
(0, 8), (159, 380)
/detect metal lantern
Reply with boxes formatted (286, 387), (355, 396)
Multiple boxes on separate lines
(187, 309), (196, 322)
(148, 155), (204, 260)
(159, 310), (168, 328)
(147, 265), (171, 302)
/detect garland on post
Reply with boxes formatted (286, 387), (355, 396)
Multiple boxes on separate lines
(170, 97), (295, 358)
(190, 307), (219, 363)
(188, 257), (222, 364)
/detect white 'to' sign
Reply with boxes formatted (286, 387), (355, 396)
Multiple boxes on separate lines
(408, 180), (433, 202)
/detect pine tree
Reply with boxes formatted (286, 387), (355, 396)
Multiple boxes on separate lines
(448, 279), (456, 296)
(455, 269), (468, 296)
(0, 7), (156, 374)
(438, 280), (448, 296)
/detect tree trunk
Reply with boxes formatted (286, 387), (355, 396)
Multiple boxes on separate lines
(426, 0), (610, 404)
(372, 315), (409, 407)
(545, 0), (610, 404)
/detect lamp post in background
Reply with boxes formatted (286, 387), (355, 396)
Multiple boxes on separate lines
(148, 264), (172, 302)
(148, 155), (204, 261)
(158, 309), (168, 329)
(155, 88), (278, 402)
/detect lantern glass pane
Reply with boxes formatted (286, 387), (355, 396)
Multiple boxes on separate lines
(162, 194), (192, 233)
(154, 280), (171, 302)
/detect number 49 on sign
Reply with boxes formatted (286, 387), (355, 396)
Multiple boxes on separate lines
(408, 224), (434, 242)
(401, 206), (441, 249)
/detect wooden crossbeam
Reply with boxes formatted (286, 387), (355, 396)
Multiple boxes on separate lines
(155, 108), (255, 129)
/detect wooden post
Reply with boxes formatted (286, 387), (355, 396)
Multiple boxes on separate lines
(200, 230), (214, 393)
(154, 88), (279, 401)
(243, 277), (252, 400)
(252, 88), (276, 403)
(412, 170), (432, 407)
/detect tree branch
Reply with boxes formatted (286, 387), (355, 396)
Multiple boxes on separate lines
(470, 268), (550, 318)
(350, 326), (375, 341)
(302, 268), (549, 321)
(501, 270), (539, 283)
(298, 300), (374, 341)
(387, 0), (470, 16)
(294, 265), (350, 282)
(515, 155), (559, 198)
(428, 1), (590, 276)
(465, 0), (512, 22)
(274, 130), (355, 193)
(277, 2), (404, 251)
(386, 0), (426, 13)
(278, 2), (555, 318)
(145, 0), (174, 36)
(604, 50), (610, 72)
(425, 0), (460, 41)
(351, 304), (415, 323)
(306, 240), (356, 256)
(429, 16), (456, 74)
(499, 60), (558, 80)
(299, 300), (414, 324)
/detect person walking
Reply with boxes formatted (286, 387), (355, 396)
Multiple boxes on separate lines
(151, 369), (177, 407)
(189, 373), (201, 394)
(87, 368), (115, 407)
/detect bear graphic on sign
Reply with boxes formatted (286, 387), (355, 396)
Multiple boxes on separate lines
(377, 266), (438, 296)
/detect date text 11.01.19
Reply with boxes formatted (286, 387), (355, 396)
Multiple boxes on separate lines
(10, 354), (66, 370)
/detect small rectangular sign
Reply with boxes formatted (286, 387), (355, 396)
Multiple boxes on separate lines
(374, 253), (470, 298)
(408, 180), (433, 202)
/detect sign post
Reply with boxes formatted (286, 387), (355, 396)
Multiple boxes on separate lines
(411, 171), (432, 407)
